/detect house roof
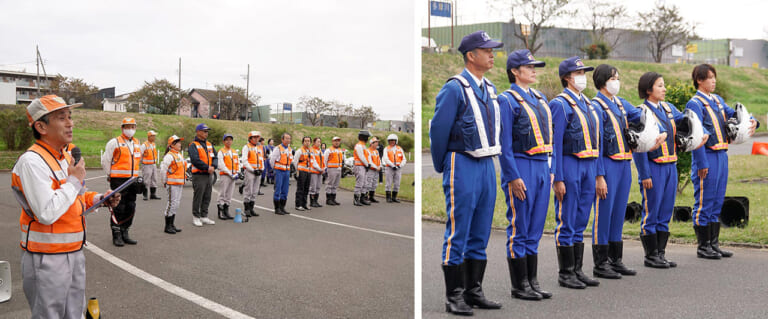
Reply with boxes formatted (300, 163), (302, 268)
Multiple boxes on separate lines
(190, 88), (252, 106)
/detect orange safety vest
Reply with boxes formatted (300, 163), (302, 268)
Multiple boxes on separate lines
(354, 141), (368, 166)
(326, 146), (344, 168)
(297, 147), (311, 172)
(245, 143), (264, 170)
(309, 146), (324, 174)
(220, 147), (240, 175)
(110, 135), (141, 178)
(369, 147), (380, 167)
(142, 141), (159, 165)
(166, 150), (186, 185)
(385, 145), (405, 167)
(190, 140), (214, 173)
(274, 144), (293, 171)
(13, 141), (97, 254)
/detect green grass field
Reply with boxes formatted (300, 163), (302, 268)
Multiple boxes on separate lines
(339, 173), (414, 201)
(422, 154), (768, 245)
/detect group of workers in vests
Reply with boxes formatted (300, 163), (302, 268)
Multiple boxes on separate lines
(352, 130), (408, 206)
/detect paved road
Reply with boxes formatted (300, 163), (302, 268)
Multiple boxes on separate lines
(0, 170), (414, 318)
(422, 222), (768, 319)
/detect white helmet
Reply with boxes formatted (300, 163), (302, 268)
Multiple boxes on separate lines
(626, 106), (661, 153)
(387, 134), (398, 143)
(727, 102), (751, 144)
(676, 109), (706, 152)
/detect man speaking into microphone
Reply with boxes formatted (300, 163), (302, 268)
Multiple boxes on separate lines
(12, 95), (121, 318)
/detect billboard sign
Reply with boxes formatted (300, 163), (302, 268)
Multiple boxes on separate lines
(430, 1), (451, 17)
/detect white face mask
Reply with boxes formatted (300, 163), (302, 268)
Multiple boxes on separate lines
(123, 129), (136, 138)
(606, 80), (621, 96)
(573, 75), (588, 92)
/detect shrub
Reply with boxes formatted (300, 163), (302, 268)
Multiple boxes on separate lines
(665, 80), (696, 194)
(396, 133), (414, 153)
(270, 125), (292, 147)
(0, 107), (35, 150)
(178, 121), (226, 151)
(581, 41), (611, 60)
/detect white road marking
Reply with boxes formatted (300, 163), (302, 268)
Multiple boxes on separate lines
(85, 175), (107, 181)
(85, 242), (255, 319)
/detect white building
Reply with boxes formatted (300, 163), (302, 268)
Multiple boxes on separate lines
(102, 92), (132, 112)
(0, 69), (55, 104)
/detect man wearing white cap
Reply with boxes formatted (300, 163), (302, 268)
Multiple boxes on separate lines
(241, 131), (265, 217)
(383, 134), (406, 203)
(140, 130), (161, 201)
(13, 95), (121, 318)
(102, 117), (143, 246)
(323, 136), (344, 205)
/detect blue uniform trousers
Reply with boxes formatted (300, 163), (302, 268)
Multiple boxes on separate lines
(504, 158), (550, 258)
(441, 152), (496, 266)
(691, 151), (728, 226)
(593, 159), (632, 244)
(273, 169), (290, 201)
(554, 156), (596, 246)
(640, 162), (677, 235)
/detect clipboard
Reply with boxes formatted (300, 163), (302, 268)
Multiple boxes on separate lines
(83, 176), (137, 215)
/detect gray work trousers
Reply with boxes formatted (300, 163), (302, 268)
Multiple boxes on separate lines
(243, 170), (261, 202)
(191, 174), (212, 217)
(353, 166), (367, 194)
(365, 169), (379, 192)
(22, 250), (86, 319)
(325, 168), (341, 194)
(218, 174), (236, 205)
(165, 184), (183, 216)
(309, 173), (323, 195)
(385, 167), (402, 191)
(141, 164), (158, 188)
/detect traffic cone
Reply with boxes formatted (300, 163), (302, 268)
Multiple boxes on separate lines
(85, 297), (100, 319)
(751, 142), (768, 156)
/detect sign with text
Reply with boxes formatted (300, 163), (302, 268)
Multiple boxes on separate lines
(430, 1), (451, 17)
(283, 103), (292, 111)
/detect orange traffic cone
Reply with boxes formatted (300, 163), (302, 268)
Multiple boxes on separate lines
(85, 297), (100, 319)
(751, 142), (768, 156)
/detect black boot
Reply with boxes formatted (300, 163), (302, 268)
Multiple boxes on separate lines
(171, 215), (181, 232)
(592, 245), (621, 279)
(608, 241), (636, 276)
(150, 187), (161, 200)
(217, 204), (226, 220)
(656, 231), (677, 267)
(354, 194), (362, 206)
(573, 242), (599, 286)
(222, 204), (233, 220)
(142, 186), (148, 201)
(326, 193), (334, 206)
(442, 264), (473, 316)
(640, 233), (669, 268)
(112, 226), (124, 247)
(368, 191), (379, 203)
(556, 245), (586, 289)
(121, 226), (137, 245)
(392, 191), (401, 203)
(243, 202), (252, 217)
(360, 193), (371, 206)
(164, 216), (176, 234)
(250, 201), (260, 217)
(312, 194), (323, 207)
(274, 199), (285, 215)
(331, 193), (341, 206)
(710, 222), (733, 257)
(526, 254), (551, 298)
(694, 225), (721, 259)
(280, 199), (290, 215)
(463, 259), (503, 308)
(386, 191), (392, 203)
(507, 257), (542, 301)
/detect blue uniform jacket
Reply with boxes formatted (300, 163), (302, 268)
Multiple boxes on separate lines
(550, 89), (604, 182)
(188, 137), (218, 174)
(632, 100), (684, 180)
(498, 83), (550, 185)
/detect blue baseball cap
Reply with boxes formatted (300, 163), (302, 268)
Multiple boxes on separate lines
(222, 133), (233, 141)
(196, 123), (210, 131)
(506, 49), (545, 70)
(558, 56), (594, 77)
(457, 30), (503, 54)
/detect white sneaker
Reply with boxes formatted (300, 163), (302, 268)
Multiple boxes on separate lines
(192, 217), (203, 227)
(201, 217), (216, 225)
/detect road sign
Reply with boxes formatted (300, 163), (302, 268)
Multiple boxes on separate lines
(686, 44), (698, 53)
(430, 1), (451, 17)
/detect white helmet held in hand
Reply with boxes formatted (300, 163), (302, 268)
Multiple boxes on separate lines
(727, 102), (751, 144)
(626, 106), (661, 153)
(676, 109), (706, 152)
(387, 134), (398, 143)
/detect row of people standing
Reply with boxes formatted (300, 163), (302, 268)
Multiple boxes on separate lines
(352, 130), (408, 206)
(430, 30), (758, 316)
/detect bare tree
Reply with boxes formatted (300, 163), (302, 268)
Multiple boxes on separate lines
(214, 84), (251, 121)
(637, 1), (696, 63)
(328, 100), (353, 127)
(404, 109), (414, 123)
(299, 95), (330, 126)
(354, 105), (378, 129)
(494, 0), (572, 55)
(581, 0), (629, 50)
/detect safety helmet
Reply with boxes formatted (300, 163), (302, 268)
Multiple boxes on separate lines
(147, 130), (157, 137)
(167, 135), (184, 145)
(248, 131), (261, 138)
(675, 109), (706, 153)
(369, 136), (379, 144)
(122, 117), (136, 126)
(358, 130), (371, 142)
(727, 103), (751, 144)
(387, 134), (398, 143)
(625, 106), (661, 153)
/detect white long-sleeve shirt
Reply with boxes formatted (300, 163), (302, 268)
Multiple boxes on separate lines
(217, 148), (237, 176)
(101, 136), (139, 175)
(292, 147), (310, 167)
(240, 144), (263, 172)
(269, 145), (287, 168)
(354, 143), (369, 167)
(310, 147), (323, 172)
(323, 147), (345, 170)
(382, 145), (407, 168)
(367, 149), (380, 170)
(158, 152), (175, 185)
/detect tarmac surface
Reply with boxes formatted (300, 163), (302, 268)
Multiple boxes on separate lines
(0, 169), (414, 318)
(422, 222), (768, 319)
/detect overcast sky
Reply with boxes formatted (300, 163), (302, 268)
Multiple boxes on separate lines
(422, 0), (768, 40)
(0, 0), (415, 121)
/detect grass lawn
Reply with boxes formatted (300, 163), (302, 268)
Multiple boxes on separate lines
(340, 173), (414, 201)
(422, 154), (768, 245)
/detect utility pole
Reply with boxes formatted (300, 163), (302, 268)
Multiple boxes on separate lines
(246, 64), (250, 122)
(178, 57), (182, 115)
(36, 45), (40, 96)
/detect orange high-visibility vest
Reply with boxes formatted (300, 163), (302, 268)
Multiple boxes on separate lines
(274, 144), (293, 171)
(190, 140), (214, 173)
(386, 145), (405, 167)
(142, 141), (159, 165)
(166, 150), (186, 185)
(220, 147), (240, 175)
(246, 144), (264, 170)
(327, 146), (344, 168)
(354, 141), (368, 166)
(110, 135), (141, 178)
(297, 147), (311, 172)
(14, 141), (97, 254)
(309, 146), (324, 174)
(369, 147), (380, 167)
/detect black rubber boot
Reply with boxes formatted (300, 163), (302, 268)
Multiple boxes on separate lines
(710, 222), (733, 257)
(222, 204), (233, 220)
(274, 199), (285, 215)
(573, 242), (599, 286)
(280, 199), (290, 215)
(526, 254), (551, 298)
(353, 194), (362, 206)
(326, 193), (334, 206)
(360, 193), (371, 206)
(112, 226), (124, 247)
(250, 201), (260, 217)
(171, 215), (181, 232)
(392, 191), (401, 203)
(556, 245), (586, 289)
(150, 187), (161, 200)
(507, 257), (542, 301)
(312, 194), (322, 208)
(121, 226), (137, 245)
(640, 233), (670, 268)
(608, 241), (636, 276)
(242, 201), (252, 217)
(368, 191), (379, 203)
(164, 216), (176, 234)
(694, 225), (721, 259)
(656, 231), (677, 267)
(217, 204), (226, 220)
(442, 264), (473, 316)
(142, 186), (148, 201)
(386, 191), (392, 203)
(331, 193), (341, 206)
(463, 259), (503, 308)
(592, 244), (621, 279)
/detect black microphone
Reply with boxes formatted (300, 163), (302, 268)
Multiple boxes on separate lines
(71, 146), (81, 165)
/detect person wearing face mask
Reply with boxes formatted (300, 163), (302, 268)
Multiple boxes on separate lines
(590, 64), (668, 279)
(685, 64), (759, 260)
(101, 117), (143, 246)
(550, 56), (600, 289)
